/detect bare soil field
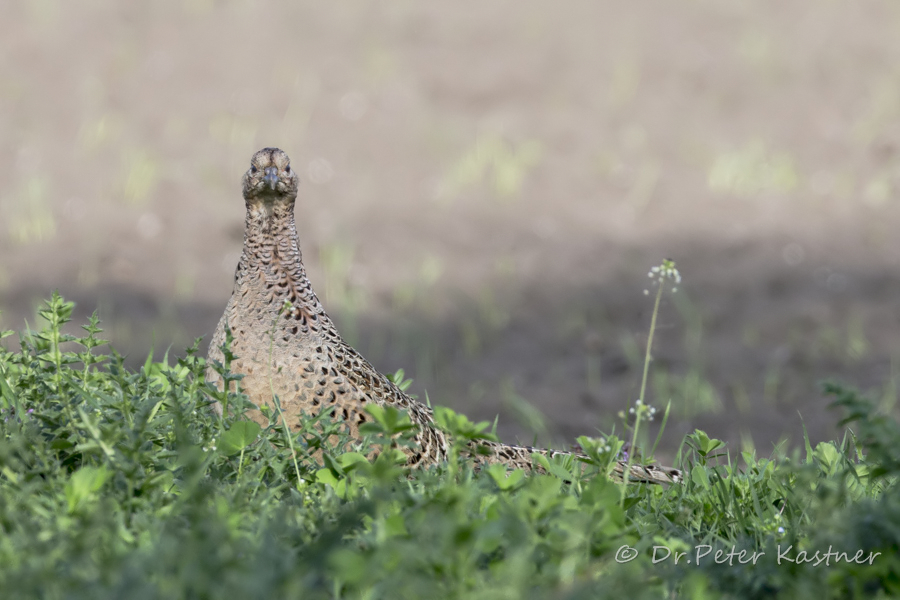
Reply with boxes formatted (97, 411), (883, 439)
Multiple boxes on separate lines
(2, 1), (900, 458)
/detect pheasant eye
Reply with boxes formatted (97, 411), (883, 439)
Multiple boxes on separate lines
(250, 165), (258, 174)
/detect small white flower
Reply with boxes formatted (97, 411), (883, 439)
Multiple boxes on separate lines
(648, 259), (682, 285)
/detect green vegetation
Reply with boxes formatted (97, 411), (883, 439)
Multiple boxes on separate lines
(0, 292), (897, 599)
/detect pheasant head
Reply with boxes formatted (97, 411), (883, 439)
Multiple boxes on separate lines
(242, 147), (300, 204)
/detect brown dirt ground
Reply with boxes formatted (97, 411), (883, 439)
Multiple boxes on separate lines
(2, 1), (900, 461)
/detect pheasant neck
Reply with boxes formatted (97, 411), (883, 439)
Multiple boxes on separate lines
(243, 200), (296, 237)
(240, 200), (328, 325)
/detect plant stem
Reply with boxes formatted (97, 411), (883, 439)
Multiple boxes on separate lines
(622, 280), (664, 492)
(639, 282), (664, 414)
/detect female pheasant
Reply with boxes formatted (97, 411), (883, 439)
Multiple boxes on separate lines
(207, 147), (680, 484)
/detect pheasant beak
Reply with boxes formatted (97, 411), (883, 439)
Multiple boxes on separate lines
(264, 167), (279, 190)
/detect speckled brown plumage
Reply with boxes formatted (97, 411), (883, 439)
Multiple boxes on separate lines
(207, 148), (680, 485)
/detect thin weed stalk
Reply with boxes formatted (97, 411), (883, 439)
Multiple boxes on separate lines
(621, 260), (680, 497)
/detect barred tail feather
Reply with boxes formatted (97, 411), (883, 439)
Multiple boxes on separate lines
(468, 440), (681, 485)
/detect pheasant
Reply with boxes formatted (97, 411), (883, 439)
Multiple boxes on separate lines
(207, 147), (680, 484)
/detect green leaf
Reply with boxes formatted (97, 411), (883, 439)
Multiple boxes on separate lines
(531, 452), (552, 473)
(362, 404), (416, 436)
(690, 465), (710, 488)
(433, 405), (498, 442)
(315, 468), (348, 498)
(546, 460), (577, 482)
(65, 466), (111, 514)
(386, 368), (413, 391)
(486, 463), (525, 491)
(218, 421), (262, 455)
(687, 429), (725, 458)
(338, 452), (370, 469)
(813, 442), (842, 475)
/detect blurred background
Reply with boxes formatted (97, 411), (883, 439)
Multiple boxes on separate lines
(2, 1), (900, 459)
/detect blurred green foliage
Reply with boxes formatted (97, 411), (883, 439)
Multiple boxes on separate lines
(0, 294), (897, 599)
